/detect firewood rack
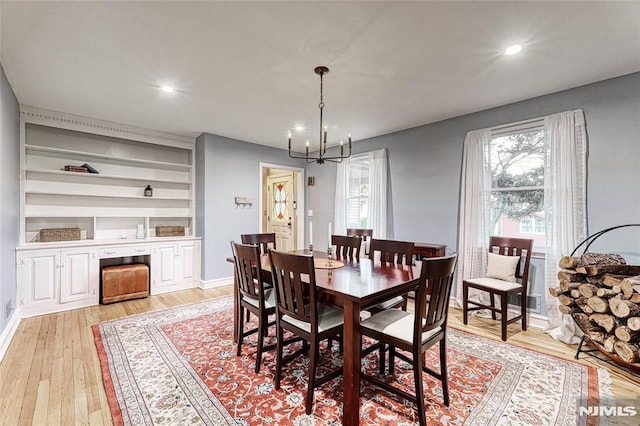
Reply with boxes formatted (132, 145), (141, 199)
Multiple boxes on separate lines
(570, 223), (640, 371)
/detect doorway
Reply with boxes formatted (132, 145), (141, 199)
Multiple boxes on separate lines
(259, 163), (304, 251)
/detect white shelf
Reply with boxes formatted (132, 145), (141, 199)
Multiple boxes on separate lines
(20, 115), (195, 245)
(25, 144), (192, 170)
(25, 168), (191, 185)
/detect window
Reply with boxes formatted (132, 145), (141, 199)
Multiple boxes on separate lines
(488, 125), (545, 251)
(346, 156), (369, 229)
(335, 149), (388, 239)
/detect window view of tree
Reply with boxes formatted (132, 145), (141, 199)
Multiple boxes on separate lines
(488, 128), (545, 250)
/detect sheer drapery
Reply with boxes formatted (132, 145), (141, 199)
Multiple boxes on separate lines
(454, 129), (492, 308)
(367, 149), (388, 239)
(334, 156), (350, 235)
(334, 149), (388, 239)
(544, 110), (588, 344)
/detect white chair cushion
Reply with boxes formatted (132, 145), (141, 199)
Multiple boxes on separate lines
(367, 295), (404, 311)
(282, 304), (344, 333)
(485, 252), (520, 282)
(465, 277), (523, 292)
(244, 289), (276, 309)
(361, 309), (441, 345)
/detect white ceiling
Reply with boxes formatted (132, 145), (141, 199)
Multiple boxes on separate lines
(2, 1), (639, 151)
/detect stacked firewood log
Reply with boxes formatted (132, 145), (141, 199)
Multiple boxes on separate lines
(550, 252), (640, 365)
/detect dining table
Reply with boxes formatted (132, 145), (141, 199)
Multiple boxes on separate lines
(229, 249), (421, 426)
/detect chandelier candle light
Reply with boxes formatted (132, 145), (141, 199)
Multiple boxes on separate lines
(288, 66), (352, 164)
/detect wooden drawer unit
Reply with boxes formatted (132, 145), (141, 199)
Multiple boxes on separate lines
(99, 245), (151, 259)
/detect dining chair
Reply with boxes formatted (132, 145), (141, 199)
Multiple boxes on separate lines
(360, 254), (458, 426)
(462, 236), (533, 341)
(231, 241), (276, 373)
(347, 228), (373, 255)
(365, 238), (415, 313)
(241, 232), (276, 255)
(331, 234), (362, 260)
(268, 249), (344, 415)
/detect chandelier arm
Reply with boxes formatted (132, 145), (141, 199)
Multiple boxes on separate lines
(286, 66), (352, 165)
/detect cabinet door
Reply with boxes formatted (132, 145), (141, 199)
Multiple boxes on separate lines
(60, 249), (98, 304)
(179, 241), (201, 283)
(19, 251), (59, 308)
(151, 244), (179, 292)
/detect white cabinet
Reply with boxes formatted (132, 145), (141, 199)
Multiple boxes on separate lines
(18, 247), (99, 316)
(151, 240), (201, 295)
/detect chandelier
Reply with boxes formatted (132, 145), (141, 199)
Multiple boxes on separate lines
(288, 66), (352, 164)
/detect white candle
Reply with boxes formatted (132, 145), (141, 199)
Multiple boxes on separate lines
(328, 221), (332, 246)
(309, 221), (313, 246)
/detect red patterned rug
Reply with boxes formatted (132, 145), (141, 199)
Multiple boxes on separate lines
(93, 296), (611, 425)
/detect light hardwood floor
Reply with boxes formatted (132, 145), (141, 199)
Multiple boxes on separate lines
(1, 286), (638, 425)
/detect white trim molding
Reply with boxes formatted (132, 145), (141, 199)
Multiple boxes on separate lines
(20, 105), (195, 149)
(200, 276), (234, 289)
(0, 309), (21, 363)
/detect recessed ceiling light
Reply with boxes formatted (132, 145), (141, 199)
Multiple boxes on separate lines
(161, 85), (175, 93)
(505, 44), (522, 56)
(295, 125), (304, 132)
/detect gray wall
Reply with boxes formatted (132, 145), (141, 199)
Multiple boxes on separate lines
(305, 72), (640, 309)
(195, 133), (303, 281)
(0, 63), (20, 334)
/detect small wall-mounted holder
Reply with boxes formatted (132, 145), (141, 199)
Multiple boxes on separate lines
(235, 196), (253, 208)
(308, 176), (315, 186)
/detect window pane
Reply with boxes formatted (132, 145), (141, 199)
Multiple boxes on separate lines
(489, 130), (544, 189)
(347, 157), (369, 229)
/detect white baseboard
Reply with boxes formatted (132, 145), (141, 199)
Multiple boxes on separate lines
(200, 276), (234, 289)
(0, 308), (21, 363)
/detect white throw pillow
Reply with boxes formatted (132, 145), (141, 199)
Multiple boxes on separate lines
(485, 252), (520, 282)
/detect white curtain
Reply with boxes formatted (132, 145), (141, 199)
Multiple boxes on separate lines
(334, 148), (388, 239)
(334, 156), (350, 235)
(544, 110), (588, 344)
(367, 149), (388, 239)
(455, 129), (492, 308)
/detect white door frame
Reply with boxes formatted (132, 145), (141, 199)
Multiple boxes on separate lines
(259, 162), (305, 250)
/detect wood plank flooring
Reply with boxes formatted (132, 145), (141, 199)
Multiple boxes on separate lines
(1, 286), (638, 425)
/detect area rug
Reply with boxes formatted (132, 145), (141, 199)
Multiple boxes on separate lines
(93, 296), (613, 425)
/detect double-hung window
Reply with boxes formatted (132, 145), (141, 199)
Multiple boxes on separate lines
(346, 155), (369, 229)
(488, 122), (545, 252)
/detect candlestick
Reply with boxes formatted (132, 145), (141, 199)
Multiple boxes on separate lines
(328, 221), (332, 248)
(305, 140), (309, 156)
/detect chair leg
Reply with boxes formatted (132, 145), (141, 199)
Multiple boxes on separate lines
(389, 346), (396, 375)
(490, 293), (497, 320)
(501, 294), (508, 341)
(439, 340), (450, 406)
(414, 347), (426, 426)
(378, 344), (386, 374)
(246, 309), (251, 323)
(275, 324), (283, 389)
(462, 283), (468, 325)
(236, 306), (244, 356)
(521, 292), (527, 331)
(306, 338), (318, 415)
(255, 314), (265, 373)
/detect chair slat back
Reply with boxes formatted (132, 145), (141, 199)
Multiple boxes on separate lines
(269, 250), (316, 326)
(231, 241), (263, 303)
(489, 236), (533, 289)
(369, 238), (414, 265)
(241, 233), (276, 255)
(347, 228), (373, 254)
(415, 254), (458, 335)
(331, 234), (362, 260)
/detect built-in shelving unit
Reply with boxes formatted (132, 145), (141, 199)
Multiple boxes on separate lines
(17, 107), (202, 316)
(20, 106), (196, 244)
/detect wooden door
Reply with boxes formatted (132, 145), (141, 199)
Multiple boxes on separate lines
(267, 172), (295, 251)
